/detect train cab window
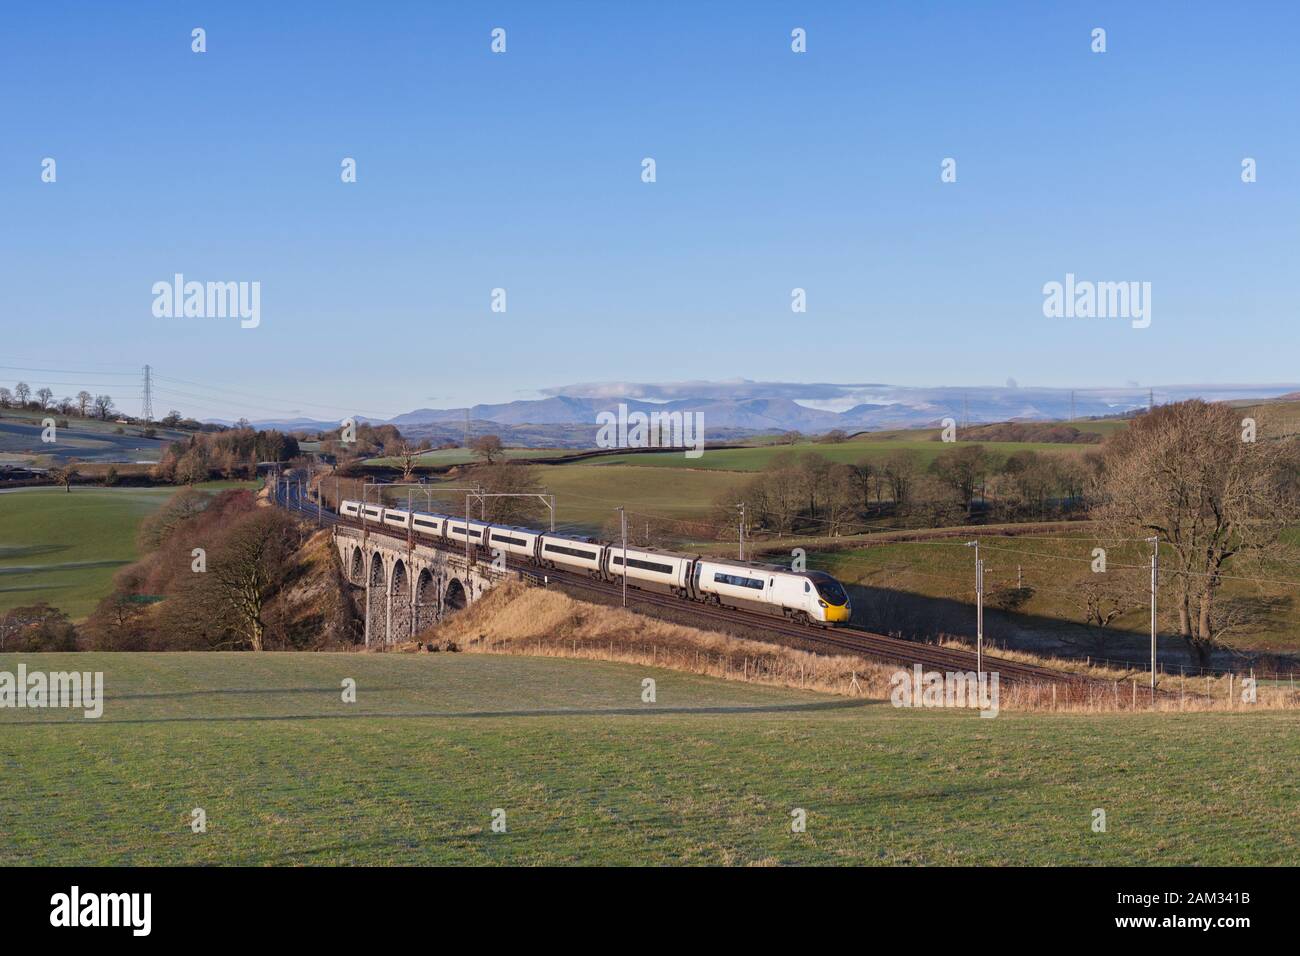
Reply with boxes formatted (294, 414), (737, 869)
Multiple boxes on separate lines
(804, 582), (810, 593)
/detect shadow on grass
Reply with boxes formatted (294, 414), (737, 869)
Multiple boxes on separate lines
(0, 545), (71, 560)
(0, 559), (130, 575)
(0, 698), (876, 726)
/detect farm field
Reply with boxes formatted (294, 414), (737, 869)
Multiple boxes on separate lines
(367, 447), (589, 468)
(585, 437), (1098, 473)
(1, 652), (1296, 866)
(812, 527), (1300, 660)
(378, 464), (744, 537)
(0, 482), (257, 620)
(532, 464), (741, 534)
(0, 409), (184, 465)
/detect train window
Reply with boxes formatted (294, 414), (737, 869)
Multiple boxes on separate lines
(492, 533), (527, 547)
(613, 556), (673, 575)
(714, 572), (763, 590)
(815, 579), (849, 604)
(545, 543), (598, 560)
(804, 582), (810, 592)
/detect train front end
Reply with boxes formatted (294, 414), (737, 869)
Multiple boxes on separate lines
(806, 572), (852, 624)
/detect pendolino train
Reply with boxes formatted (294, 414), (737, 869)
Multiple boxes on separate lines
(338, 499), (852, 626)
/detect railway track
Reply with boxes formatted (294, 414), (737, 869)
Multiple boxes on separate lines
(273, 487), (1092, 687)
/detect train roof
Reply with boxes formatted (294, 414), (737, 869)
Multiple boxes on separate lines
(613, 544), (701, 562)
(697, 556), (797, 574)
(541, 531), (598, 543)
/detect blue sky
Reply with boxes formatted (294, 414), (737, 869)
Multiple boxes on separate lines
(3, 1), (1297, 422)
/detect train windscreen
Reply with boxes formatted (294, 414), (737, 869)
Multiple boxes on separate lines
(814, 579), (848, 605)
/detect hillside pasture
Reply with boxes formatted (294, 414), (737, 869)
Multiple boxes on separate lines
(0, 483), (257, 619)
(1, 652), (1295, 866)
(584, 438), (1098, 473)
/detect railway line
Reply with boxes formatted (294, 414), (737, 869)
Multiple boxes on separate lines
(271, 483), (1094, 687)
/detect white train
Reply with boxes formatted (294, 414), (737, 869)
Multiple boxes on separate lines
(340, 499), (852, 625)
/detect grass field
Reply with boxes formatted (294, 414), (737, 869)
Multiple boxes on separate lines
(813, 528), (1300, 658)
(1, 652), (1295, 865)
(0, 408), (187, 465)
(0, 482), (257, 620)
(377, 464), (744, 537)
(366, 447), (588, 468)
(586, 437), (1097, 472)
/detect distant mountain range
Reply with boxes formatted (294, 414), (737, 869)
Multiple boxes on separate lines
(211, 382), (1300, 446)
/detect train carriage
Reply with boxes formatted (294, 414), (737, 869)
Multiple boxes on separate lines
(360, 503), (383, 524)
(605, 545), (696, 594)
(445, 517), (491, 548)
(538, 533), (605, 574)
(382, 508), (412, 531)
(339, 500), (361, 519)
(411, 511), (447, 539)
(486, 524), (543, 560)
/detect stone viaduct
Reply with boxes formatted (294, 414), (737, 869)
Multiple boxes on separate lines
(333, 525), (514, 646)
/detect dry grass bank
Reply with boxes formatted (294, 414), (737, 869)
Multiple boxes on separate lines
(416, 581), (898, 698)
(940, 636), (1300, 710)
(403, 582), (1300, 712)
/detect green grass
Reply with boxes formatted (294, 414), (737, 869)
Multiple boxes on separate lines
(813, 530), (1300, 655)
(379, 464), (744, 537)
(586, 439), (1095, 472)
(528, 464), (742, 535)
(1, 652), (1295, 865)
(366, 447), (586, 468)
(0, 482), (257, 620)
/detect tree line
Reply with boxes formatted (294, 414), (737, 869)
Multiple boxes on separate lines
(711, 444), (1096, 540)
(151, 428), (301, 484)
(0, 382), (115, 420)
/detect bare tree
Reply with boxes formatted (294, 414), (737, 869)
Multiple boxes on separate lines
(76, 391), (92, 416)
(14, 382), (31, 406)
(395, 442), (421, 481)
(468, 462), (546, 525)
(931, 444), (992, 516)
(176, 446), (210, 486)
(35, 387), (53, 408)
(49, 461), (80, 493)
(0, 387), (11, 408)
(206, 510), (297, 651)
(882, 450), (921, 509)
(470, 434), (504, 464)
(820, 463), (858, 536)
(1093, 400), (1299, 666)
(848, 460), (875, 510)
(93, 394), (114, 420)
